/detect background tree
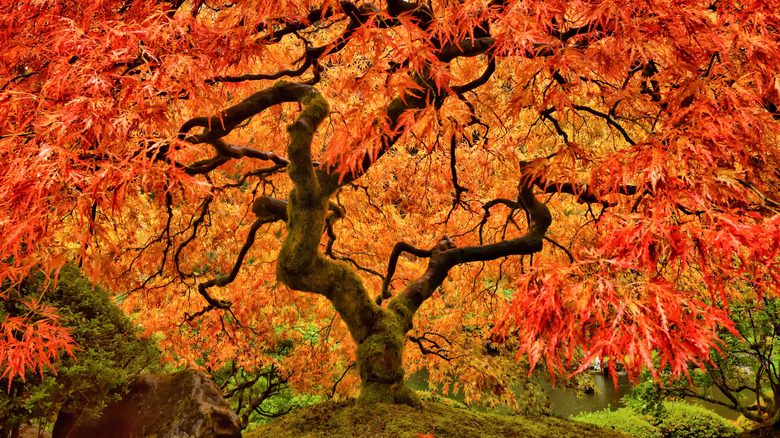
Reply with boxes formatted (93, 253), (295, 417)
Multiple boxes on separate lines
(211, 346), (300, 430)
(2, 0), (780, 414)
(631, 296), (780, 427)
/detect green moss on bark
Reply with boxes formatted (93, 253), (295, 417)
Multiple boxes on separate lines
(355, 310), (420, 407)
(274, 82), (419, 407)
(387, 296), (415, 333)
(358, 381), (421, 407)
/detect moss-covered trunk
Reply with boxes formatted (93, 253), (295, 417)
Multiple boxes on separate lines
(268, 82), (551, 408)
(354, 309), (418, 405)
(271, 82), (419, 406)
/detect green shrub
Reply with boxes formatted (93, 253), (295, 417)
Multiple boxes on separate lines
(573, 407), (662, 438)
(573, 401), (740, 438)
(657, 402), (739, 438)
(0, 264), (160, 436)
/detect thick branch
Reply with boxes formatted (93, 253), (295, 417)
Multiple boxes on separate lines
(388, 164), (552, 325)
(209, 60), (312, 84)
(447, 134), (468, 208)
(222, 2), (396, 85)
(178, 82), (318, 144)
(194, 218), (265, 311)
(437, 38), (496, 62)
(256, 6), (337, 43)
(540, 108), (569, 143)
(252, 196), (344, 223)
(184, 154), (230, 175)
(338, 72), (445, 185)
(379, 242), (432, 303)
(536, 180), (639, 205)
(452, 58), (496, 95)
(441, 178), (552, 266)
(273, 83), (381, 344)
(252, 196), (289, 222)
(387, 0), (434, 29)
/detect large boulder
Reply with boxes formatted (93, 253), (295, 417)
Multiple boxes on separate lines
(52, 370), (241, 438)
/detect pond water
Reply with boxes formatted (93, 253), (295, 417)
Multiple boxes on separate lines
(540, 372), (634, 418)
(407, 370), (747, 420)
(542, 373), (749, 420)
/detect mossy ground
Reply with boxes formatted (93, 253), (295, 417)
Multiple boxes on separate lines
(243, 400), (629, 438)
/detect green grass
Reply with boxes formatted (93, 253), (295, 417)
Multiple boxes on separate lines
(244, 400), (630, 438)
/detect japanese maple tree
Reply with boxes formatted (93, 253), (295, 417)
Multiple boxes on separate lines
(2, 0), (780, 413)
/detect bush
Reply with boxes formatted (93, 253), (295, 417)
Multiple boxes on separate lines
(573, 401), (740, 438)
(573, 407), (662, 438)
(657, 402), (739, 438)
(0, 264), (160, 437)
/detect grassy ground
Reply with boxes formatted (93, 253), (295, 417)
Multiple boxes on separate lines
(244, 400), (630, 438)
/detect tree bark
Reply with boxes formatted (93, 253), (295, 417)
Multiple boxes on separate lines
(354, 308), (419, 405)
(272, 82), (419, 405)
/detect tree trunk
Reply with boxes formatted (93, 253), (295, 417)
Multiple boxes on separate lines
(354, 308), (419, 406)
(273, 83), (421, 406)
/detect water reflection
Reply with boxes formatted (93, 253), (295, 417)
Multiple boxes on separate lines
(539, 373), (634, 418)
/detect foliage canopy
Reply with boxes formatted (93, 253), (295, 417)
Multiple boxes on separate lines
(2, 0), (780, 409)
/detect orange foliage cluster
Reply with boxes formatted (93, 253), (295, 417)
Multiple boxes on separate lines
(2, 0), (780, 405)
